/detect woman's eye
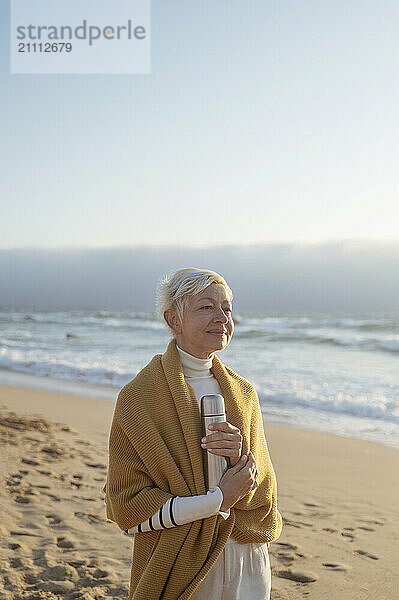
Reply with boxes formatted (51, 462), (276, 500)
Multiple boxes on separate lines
(200, 305), (232, 312)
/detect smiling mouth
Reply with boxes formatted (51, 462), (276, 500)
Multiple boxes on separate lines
(208, 331), (226, 335)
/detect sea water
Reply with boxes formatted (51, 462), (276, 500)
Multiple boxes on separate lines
(0, 309), (398, 450)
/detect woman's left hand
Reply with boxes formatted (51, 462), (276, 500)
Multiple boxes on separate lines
(201, 421), (243, 466)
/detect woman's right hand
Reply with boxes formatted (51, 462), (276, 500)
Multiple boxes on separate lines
(218, 451), (258, 512)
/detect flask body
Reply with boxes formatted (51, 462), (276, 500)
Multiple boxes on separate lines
(201, 394), (228, 491)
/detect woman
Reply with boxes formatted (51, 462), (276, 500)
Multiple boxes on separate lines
(103, 268), (283, 599)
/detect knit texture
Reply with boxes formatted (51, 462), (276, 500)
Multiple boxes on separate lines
(103, 339), (283, 599)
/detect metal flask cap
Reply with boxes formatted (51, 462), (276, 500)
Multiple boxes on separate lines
(201, 394), (226, 417)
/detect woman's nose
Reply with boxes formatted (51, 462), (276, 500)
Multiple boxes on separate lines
(214, 308), (228, 323)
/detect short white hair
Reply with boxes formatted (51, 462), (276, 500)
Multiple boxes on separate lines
(156, 267), (233, 336)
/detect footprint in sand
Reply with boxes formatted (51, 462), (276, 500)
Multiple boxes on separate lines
(41, 443), (64, 459)
(8, 543), (23, 550)
(270, 590), (291, 599)
(6, 472), (42, 505)
(15, 495), (32, 504)
(47, 493), (61, 502)
(21, 458), (40, 466)
(45, 514), (62, 526)
(9, 557), (25, 569)
(340, 524), (377, 541)
(275, 568), (318, 583)
(24, 572), (39, 585)
(275, 551), (296, 564)
(6, 473), (23, 488)
(37, 469), (53, 476)
(10, 529), (41, 537)
(76, 495), (98, 502)
(74, 511), (102, 524)
(56, 536), (75, 549)
(14, 487), (40, 504)
(341, 529), (356, 541)
(301, 502), (334, 519)
(359, 518), (385, 526)
(282, 517), (313, 529)
(275, 542), (299, 552)
(70, 479), (82, 489)
(41, 563), (79, 581)
(325, 523), (377, 539)
(354, 549), (379, 560)
(84, 462), (106, 469)
(322, 562), (351, 572)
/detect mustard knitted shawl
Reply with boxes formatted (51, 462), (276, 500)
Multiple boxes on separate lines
(103, 339), (282, 599)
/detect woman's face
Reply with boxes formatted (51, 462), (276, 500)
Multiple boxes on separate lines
(166, 283), (234, 359)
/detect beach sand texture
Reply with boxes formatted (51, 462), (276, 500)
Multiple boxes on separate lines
(0, 384), (398, 599)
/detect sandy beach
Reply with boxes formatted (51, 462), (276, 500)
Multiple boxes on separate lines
(1, 383), (398, 600)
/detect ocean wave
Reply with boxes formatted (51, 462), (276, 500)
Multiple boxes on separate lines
(2, 310), (398, 337)
(0, 310), (160, 326)
(234, 328), (399, 353)
(256, 388), (399, 425)
(0, 312), (164, 334)
(380, 339), (399, 352)
(237, 315), (399, 333)
(0, 354), (132, 389)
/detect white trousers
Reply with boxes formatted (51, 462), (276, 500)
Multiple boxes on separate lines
(193, 536), (271, 600)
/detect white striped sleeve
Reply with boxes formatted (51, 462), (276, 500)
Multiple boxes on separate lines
(123, 486), (230, 536)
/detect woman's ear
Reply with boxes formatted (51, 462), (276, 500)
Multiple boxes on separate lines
(164, 309), (182, 335)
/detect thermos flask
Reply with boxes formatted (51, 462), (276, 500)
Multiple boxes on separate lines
(200, 394), (229, 491)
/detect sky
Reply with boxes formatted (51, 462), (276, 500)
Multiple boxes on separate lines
(1, 0), (398, 249)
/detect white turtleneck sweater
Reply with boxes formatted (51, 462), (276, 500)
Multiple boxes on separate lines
(124, 344), (230, 537)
